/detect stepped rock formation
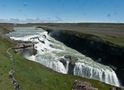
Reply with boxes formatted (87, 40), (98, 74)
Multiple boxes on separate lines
(7, 27), (120, 87)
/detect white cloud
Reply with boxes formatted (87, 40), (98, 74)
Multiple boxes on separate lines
(0, 17), (63, 23)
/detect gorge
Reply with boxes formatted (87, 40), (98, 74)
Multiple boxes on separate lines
(7, 27), (121, 87)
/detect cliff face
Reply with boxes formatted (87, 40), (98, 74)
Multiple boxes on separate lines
(49, 30), (124, 85)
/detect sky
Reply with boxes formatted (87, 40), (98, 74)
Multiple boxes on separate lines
(0, 0), (124, 23)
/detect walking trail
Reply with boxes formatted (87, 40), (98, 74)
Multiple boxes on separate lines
(7, 48), (21, 90)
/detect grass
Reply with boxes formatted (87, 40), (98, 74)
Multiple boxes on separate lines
(0, 26), (123, 90)
(0, 36), (14, 90)
(0, 36), (114, 90)
(39, 23), (124, 47)
(1, 23), (124, 47)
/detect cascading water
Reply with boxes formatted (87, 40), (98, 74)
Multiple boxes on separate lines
(7, 27), (120, 87)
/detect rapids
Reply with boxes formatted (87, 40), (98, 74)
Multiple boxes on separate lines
(7, 27), (120, 86)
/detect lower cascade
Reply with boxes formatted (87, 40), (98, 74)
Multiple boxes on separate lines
(7, 27), (120, 87)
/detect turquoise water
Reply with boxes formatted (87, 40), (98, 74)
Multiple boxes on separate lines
(6, 27), (44, 37)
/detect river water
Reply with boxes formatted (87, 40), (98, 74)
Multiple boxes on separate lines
(7, 27), (120, 87)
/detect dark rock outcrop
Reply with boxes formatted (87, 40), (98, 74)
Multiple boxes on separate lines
(59, 55), (78, 74)
(59, 58), (67, 67)
(72, 80), (98, 90)
(109, 87), (122, 90)
(13, 43), (37, 55)
(64, 55), (78, 62)
(50, 30), (124, 85)
(64, 55), (78, 74)
(68, 61), (75, 75)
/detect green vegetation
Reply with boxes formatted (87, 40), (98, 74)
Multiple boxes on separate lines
(0, 33), (117, 90)
(40, 23), (124, 47)
(0, 24), (123, 90)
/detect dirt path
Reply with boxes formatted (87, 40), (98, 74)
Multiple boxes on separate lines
(7, 48), (21, 90)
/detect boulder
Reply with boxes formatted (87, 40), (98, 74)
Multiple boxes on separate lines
(72, 80), (98, 90)
(109, 87), (122, 90)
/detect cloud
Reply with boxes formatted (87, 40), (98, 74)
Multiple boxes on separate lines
(0, 17), (63, 23)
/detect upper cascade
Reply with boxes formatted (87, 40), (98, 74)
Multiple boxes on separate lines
(8, 27), (120, 87)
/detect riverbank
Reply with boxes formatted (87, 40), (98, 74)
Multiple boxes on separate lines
(0, 23), (124, 89)
(0, 35), (116, 90)
(39, 24), (124, 85)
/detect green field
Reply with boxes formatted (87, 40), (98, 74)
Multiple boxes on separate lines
(39, 23), (124, 47)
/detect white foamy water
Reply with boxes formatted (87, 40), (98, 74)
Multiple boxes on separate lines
(7, 27), (120, 86)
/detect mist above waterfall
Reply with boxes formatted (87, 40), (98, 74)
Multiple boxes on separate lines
(7, 27), (120, 87)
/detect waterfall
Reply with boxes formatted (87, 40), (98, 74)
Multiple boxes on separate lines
(36, 55), (67, 74)
(8, 27), (120, 87)
(74, 62), (120, 86)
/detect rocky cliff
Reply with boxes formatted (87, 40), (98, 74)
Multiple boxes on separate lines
(49, 30), (124, 86)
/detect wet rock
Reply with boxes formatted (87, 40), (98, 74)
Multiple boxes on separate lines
(32, 49), (37, 55)
(64, 55), (78, 74)
(47, 39), (52, 42)
(109, 87), (122, 90)
(59, 57), (76, 74)
(64, 55), (78, 62)
(59, 58), (67, 67)
(15, 84), (20, 90)
(50, 30), (124, 85)
(64, 55), (71, 60)
(49, 44), (54, 48)
(68, 61), (75, 74)
(72, 80), (98, 90)
(38, 38), (45, 43)
(42, 35), (46, 39)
